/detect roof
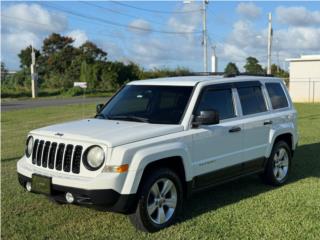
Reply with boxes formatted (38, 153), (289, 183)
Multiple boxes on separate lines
(128, 75), (281, 87)
(286, 55), (320, 62)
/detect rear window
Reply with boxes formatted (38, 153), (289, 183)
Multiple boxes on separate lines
(237, 86), (267, 115)
(265, 82), (288, 109)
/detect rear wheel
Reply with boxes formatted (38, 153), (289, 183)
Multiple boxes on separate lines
(261, 141), (291, 186)
(129, 168), (183, 232)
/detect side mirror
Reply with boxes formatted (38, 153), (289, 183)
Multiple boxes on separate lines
(193, 110), (220, 127)
(96, 104), (104, 114)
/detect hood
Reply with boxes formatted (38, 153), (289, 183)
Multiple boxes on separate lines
(32, 119), (184, 148)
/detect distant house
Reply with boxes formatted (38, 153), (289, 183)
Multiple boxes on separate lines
(286, 55), (320, 103)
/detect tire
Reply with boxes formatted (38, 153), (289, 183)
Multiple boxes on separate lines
(129, 168), (183, 232)
(261, 141), (292, 186)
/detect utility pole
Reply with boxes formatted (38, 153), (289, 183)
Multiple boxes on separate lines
(202, 0), (208, 72)
(30, 45), (38, 98)
(211, 46), (218, 73)
(267, 12), (273, 75)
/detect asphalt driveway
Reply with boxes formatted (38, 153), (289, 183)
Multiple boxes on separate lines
(1, 97), (109, 112)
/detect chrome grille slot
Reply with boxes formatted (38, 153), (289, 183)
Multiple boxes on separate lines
(63, 145), (74, 172)
(36, 140), (44, 166)
(42, 141), (50, 168)
(31, 139), (82, 174)
(72, 146), (83, 174)
(55, 143), (65, 171)
(48, 142), (57, 169)
(32, 139), (39, 164)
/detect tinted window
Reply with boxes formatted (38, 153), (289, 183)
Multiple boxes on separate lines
(265, 82), (288, 109)
(99, 85), (193, 124)
(238, 86), (267, 115)
(196, 88), (235, 120)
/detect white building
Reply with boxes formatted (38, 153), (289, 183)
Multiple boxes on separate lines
(286, 55), (320, 103)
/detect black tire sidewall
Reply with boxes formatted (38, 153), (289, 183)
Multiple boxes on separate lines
(136, 168), (183, 232)
(266, 141), (292, 186)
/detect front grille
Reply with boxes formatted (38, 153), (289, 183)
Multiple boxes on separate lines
(31, 139), (83, 174)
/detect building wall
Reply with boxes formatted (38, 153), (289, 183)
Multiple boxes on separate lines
(288, 60), (320, 103)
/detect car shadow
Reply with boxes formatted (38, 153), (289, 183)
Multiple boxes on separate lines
(178, 142), (320, 222)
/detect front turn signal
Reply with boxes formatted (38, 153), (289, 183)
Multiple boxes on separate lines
(103, 164), (129, 173)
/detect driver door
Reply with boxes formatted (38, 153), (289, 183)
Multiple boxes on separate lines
(191, 85), (244, 188)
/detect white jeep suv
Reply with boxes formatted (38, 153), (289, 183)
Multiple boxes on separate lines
(17, 75), (298, 232)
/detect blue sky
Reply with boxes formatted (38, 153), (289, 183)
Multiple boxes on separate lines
(2, 1), (320, 71)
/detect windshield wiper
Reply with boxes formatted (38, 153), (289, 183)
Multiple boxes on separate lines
(108, 115), (149, 123)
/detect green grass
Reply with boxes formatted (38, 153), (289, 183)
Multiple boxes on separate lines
(1, 103), (320, 239)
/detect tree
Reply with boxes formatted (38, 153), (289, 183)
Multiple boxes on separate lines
(244, 57), (264, 74)
(270, 64), (289, 78)
(79, 41), (107, 63)
(224, 62), (240, 75)
(18, 46), (41, 69)
(1, 62), (8, 81)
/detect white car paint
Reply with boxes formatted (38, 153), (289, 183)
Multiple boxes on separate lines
(17, 75), (298, 196)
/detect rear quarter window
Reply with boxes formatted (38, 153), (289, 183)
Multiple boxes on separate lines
(265, 82), (289, 109)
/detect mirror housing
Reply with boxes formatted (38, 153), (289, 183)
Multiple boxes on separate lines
(96, 104), (104, 114)
(193, 110), (220, 127)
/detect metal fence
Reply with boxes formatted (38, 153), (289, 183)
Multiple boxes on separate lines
(281, 78), (320, 103)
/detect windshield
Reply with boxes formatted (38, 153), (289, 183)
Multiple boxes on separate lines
(97, 85), (193, 124)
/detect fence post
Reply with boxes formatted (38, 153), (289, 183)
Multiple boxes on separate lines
(313, 81), (315, 103)
(308, 78), (311, 103)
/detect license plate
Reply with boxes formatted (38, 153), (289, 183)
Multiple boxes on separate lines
(32, 174), (51, 195)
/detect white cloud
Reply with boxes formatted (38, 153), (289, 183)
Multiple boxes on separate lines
(128, 19), (151, 34)
(276, 6), (320, 26)
(67, 30), (88, 47)
(217, 18), (320, 71)
(1, 3), (68, 69)
(237, 2), (262, 19)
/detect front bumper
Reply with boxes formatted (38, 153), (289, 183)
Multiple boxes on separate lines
(17, 156), (138, 214)
(18, 173), (137, 214)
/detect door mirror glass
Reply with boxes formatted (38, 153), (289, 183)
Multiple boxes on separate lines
(96, 104), (104, 114)
(193, 110), (220, 127)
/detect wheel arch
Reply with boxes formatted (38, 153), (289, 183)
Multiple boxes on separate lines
(120, 142), (192, 195)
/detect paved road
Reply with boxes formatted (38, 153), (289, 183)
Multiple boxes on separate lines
(1, 97), (109, 112)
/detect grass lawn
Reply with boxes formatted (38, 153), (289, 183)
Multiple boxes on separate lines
(1, 103), (320, 239)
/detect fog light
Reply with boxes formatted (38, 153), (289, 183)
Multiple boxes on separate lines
(65, 192), (74, 203)
(26, 182), (32, 192)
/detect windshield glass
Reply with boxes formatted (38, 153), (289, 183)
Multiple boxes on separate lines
(98, 85), (193, 124)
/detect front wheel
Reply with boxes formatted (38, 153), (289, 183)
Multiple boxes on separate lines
(261, 141), (291, 186)
(129, 168), (183, 232)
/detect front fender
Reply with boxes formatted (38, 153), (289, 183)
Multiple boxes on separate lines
(120, 142), (192, 195)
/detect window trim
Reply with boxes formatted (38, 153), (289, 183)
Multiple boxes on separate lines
(264, 81), (290, 111)
(192, 84), (238, 122)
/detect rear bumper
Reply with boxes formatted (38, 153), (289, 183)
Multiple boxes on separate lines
(18, 173), (137, 214)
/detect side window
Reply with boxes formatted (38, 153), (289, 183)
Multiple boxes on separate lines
(265, 82), (289, 109)
(196, 88), (235, 120)
(237, 86), (267, 115)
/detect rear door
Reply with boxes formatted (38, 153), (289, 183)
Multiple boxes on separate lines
(236, 81), (271, 170)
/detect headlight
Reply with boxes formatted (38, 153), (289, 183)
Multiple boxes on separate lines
(25, 136), (34, 157)
(83, 146), (105, 170)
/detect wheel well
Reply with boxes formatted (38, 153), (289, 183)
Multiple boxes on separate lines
(274, 133), (293, 150)
(139, 156), (187, 196)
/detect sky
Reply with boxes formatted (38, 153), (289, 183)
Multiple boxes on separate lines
(1, 1), (320, 72)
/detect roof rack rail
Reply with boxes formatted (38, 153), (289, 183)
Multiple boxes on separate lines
(189, 72), (225, 76)
(224, 73), (274, 78)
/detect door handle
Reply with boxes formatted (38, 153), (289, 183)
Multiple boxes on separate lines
(263, 120), (273, 125)
(229, 126), (241, 133)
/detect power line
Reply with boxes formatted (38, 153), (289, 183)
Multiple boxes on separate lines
(42, 3), (202, 35)
(80, 1), (165, 26)
(110, 1), (201, 14)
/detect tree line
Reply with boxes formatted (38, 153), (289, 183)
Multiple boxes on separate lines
(1, 32), (288, 97)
